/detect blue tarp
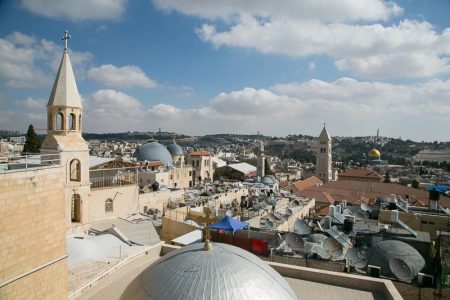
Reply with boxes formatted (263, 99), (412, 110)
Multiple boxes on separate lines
(425, 185), (449, 192)
(210, 215), (249, 232)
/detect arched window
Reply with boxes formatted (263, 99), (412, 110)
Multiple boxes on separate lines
(56, 112), (64, 130)
(105, 198), (113, 213)
(70, 159), (81, 181)
(69, 113), (76, 130)
(71, 194), (81, 222)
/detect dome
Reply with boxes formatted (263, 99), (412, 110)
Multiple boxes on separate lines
(261, 176), (276, 185)
(134, 141), (174, 166)
(366, 240), (425, 282)
(121, 242), (297, 300)
(368, 148), (381, 159)
(167, 142), (183, 156)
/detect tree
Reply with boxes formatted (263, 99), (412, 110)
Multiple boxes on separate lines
(383, 170), (391, 183)
(412, 179), (419, 189)
(22, 124), (41, 154)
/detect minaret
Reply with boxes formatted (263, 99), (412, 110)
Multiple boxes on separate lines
(41, 31), (90, 228)
(256, 140), (265, 178)
(316, 124), (332, 183)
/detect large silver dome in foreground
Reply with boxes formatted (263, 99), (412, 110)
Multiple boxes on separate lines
(134, 141), (174, 166)
(121, 242), (297, 300)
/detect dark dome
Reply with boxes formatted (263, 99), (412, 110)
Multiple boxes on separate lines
(134, 141), (173, 166)
(167, 142), (183, 156)
(120, 242), (297, 300)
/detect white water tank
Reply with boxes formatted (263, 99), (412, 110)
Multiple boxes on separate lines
(391, 210), (399, 223)
(329, 205), (335, 217)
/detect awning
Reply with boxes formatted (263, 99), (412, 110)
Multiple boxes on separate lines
(210, 215), (249, 232)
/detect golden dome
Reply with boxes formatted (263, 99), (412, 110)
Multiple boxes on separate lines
(368, 148), (381, 159)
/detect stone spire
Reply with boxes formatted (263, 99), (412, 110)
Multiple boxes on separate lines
(47, 30), (82, 109)
(318, 123), (331, 141)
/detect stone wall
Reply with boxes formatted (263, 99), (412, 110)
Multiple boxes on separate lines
(0, 166), (68, 299)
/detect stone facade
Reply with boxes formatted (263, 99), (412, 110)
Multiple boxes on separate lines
(0, 166), (68, 299)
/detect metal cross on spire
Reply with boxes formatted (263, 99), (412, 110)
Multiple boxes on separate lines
(62, 30), (71, 52)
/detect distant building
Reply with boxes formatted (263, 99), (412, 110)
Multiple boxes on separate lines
(316, 124), (332, 183)
(414, 148), (450, 163)
(338, 168), (382, 182)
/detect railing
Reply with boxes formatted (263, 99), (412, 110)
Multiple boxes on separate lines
(0, 153), (60, 173)
(90, 167), (138, 189)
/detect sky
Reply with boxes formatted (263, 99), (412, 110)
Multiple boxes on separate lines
(0, 0), (449, 141)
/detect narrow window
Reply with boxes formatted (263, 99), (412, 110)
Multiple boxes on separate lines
(69, 113), (76, 130)
(70, 159), (81, 181)
(56, 112), (64, 130)
(71, 194), (81, 222)
(105, 198), (113, 213)
(79, 114), (82, 131)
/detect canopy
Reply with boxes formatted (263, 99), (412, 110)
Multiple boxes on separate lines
(210, 215), (249, 232)
(425, 185), (449, 192)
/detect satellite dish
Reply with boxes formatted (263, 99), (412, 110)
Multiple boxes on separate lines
(313, 245), (331, 259)
(284, 232), (304, 251)
(294, 219), (312, 235)
(323, 237), (343, 257)
(360, 203), (372, 212)
(226, 210), (233, 217)
(389, 258), (414, 282)
(264, 219), (273, 228)
(346, 247), (367, 269)
(306, 234), (327, 244)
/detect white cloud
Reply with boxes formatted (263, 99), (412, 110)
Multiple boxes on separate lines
(21, 0), (126, 21)
(81, 78), (450, 140)
(26, 113), (45, 121)
(197, 17), (450, 79)
(154, 1), (450, 79)
(87, 65), (157, 88)
(0, 31), (93, 88)
(17, 97), (46, 109)
(153, 0), (402, 22)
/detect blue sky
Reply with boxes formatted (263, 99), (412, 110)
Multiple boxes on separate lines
(0, 0), (449, 141)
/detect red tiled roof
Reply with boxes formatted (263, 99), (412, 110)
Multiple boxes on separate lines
(298, 180), (447, 207)
(142, 161), (164, 167)
(288, 176), (323, 194)
(339, 168), (382, 179)
(190, 150), (210, 156)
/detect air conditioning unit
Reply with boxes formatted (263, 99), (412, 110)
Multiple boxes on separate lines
(418, 273), (433, 286)
(367, 265), (381, 278)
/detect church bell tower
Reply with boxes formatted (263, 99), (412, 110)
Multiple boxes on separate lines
(316, 124), (332, 183)
(41, 31), (90, 228)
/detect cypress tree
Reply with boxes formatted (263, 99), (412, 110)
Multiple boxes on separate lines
(22, 124), (41, 154)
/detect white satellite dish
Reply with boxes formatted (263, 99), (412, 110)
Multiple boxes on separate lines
(306, 234), (327, 244)
(265, 219), (273, 228)
(226, 210), (233, 217)
(389, 258), (414, 282)
(360, 203), (372, 212)
(294, 219), (311, 235)
(346, 247), (367, 269)
(313, 245), (331, 259)
(323, 237), (343, 257)
(284, 232), (304, 251)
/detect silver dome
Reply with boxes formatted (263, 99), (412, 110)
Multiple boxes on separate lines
(121, 242), (297, 300)
(261, 176), (276, 185)
(366, 240), (425, 282)
(167, 142), (183, 156)
(134, 141), (173, 166)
